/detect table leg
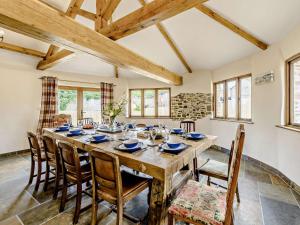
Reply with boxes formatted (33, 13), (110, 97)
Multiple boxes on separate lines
(148, 178), (167, 225)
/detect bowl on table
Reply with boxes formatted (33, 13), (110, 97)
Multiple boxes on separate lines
(126, 123), (134, 129)
(172, 128), (183, 134)
(145, 125), (154, 131)
(69, 128), (82, 135)
(58, 125), (69, 131)
(189, 132), (202, 138)
(123, 139), (139, 148)
(166, 141), (182, 149)
(92, 134), (106, 141)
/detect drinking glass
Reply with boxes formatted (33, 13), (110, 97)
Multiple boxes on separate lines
(122, 125), (129, 140)
(149, 128), (157, 146)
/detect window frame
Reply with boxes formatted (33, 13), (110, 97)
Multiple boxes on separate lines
(128, 87), (171, 118)
(58, 85), (100, 121)
(213, 74), (252, 122)
(286, 53), (300, 128)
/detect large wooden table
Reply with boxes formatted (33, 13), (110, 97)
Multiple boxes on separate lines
(44, 128), (217, 225)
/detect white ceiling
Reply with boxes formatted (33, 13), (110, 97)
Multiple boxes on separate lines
(1, 0), (300, 79)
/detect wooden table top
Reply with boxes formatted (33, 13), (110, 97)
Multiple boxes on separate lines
(43, 128), (217, 181)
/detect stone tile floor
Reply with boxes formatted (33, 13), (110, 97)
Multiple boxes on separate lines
(0, 149), (299, 225)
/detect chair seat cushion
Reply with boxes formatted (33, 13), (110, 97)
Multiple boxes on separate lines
(121, 171), (150, 199)
(168, 180), (226, 225)
(198, 159), (228, 178)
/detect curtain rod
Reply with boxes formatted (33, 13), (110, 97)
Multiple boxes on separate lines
(38, 77), (116, 86)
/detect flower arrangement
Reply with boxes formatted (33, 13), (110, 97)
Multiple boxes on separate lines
(103, 95), (127, 128)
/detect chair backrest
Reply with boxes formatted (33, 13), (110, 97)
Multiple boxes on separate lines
(90, 149), (122, 205)
(180, 120), (195, 133)
(27, 132), (42, 158)
(42, 134), (59, 165)
(224, 124), (245, 225)
(58, 141), (81, 181)
(53, 114), (72, 126)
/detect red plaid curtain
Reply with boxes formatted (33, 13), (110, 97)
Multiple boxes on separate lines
(36, 77), (58, 139)
(100, 82), (114, 120)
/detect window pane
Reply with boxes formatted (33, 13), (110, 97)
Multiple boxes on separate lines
(216, 83), (225, 117)
(226, 80), (237, 118)
(291, 60), (300, 124)
(131, 90), (142, 116)
(144, 90), (155, 116)
(83, 91), (101, 123)
(158, 89), (170, 116)
(240, 77), (252, 119)
(58, 89), (77, 125)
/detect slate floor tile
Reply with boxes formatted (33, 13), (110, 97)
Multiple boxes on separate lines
(258, 182), (298, 205)
(0, 191), (39, 221)
(260, 196), (300, 225)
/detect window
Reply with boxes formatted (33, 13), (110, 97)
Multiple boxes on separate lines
(213, 74), (252, 121)
(58, 86), (101, 125)
(286, 54), (300, 127)
(129, 88), (170, 117)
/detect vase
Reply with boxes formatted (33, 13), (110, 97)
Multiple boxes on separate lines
(109, 116), (116, 130)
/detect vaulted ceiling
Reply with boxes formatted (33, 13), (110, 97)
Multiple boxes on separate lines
(1, 0), (300, 79)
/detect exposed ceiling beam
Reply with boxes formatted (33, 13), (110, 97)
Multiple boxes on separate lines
(195, 4), (268, 50)
(0, 0), (182, 85)
(0, 41), (46, 58)
(77, 9), (96, 21)
(37, 49), (75, 70)
(102, 0), (122, 21)
(101, 0), (208, 40)
(138, 0), (192, 73)
(38, 0), (205, 70)
(43, 0), (85, 62)
(156, 23), (192, 73)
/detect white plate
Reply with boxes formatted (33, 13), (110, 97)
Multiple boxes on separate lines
(161, 143), (187, 151)
(117, 142), (144, 151)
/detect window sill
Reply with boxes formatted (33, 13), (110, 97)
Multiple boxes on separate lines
(276, 125), (300, 133)
(210, 118), (254, 124)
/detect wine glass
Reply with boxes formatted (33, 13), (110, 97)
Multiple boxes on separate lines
(122, 125), (129, 140)
(164, 126), (171, 141)
(149, 128), (157, 146)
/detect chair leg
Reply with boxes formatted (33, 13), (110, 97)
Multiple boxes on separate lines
(59, 179), (68, 212)
(28, 156), (35, 185)
(73, 182), (82, 224)
(116, 201), (123, 225)
(53, 167), (60, 200)
(34, 161), (42, 192)
(207, 176), (211, 186)
(236, 183), (241, 203)
(43, 164), (50, 192)
(168, 213), (174, 225)
(193, 157), (198, 181)
(91, 195), (98, 225)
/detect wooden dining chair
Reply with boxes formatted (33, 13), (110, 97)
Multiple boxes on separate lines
(27, 132), (47, 192)
(180, 120), (195, 133)
(89, 149), (152, 225)
(42, 134), (61, 199)
(168, 124), (245, 225)
(195, 140), (241, 203)
(58, 141), (92, 224)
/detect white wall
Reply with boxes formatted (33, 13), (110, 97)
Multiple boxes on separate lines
(211, 25), (300, 185)
(0, 52), (128, 154)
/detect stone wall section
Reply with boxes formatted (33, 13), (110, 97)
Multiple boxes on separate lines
(171, 93), (212, 120)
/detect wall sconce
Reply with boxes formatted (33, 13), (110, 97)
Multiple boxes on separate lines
(0, 30), (4, 42)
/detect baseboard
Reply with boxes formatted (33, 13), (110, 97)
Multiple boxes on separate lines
(210, 145), (300, 195)
(0, 149), (30, 158)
